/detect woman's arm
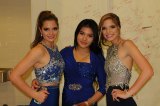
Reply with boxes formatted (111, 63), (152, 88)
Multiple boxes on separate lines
(74, 91), (103, 106)
(112, 40), (153, 100)
(88, 56), (106, 105)
(125, 40), (153, 96)
(10, 46), (49, 103)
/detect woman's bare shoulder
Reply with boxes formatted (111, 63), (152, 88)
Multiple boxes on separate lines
(122, 39), (136, 48)
(29, 44), (46, 58)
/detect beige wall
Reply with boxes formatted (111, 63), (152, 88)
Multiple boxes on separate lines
(0, 0), (160, 106)
(0, 0), (31, 68)
(0, 0), (32, 105)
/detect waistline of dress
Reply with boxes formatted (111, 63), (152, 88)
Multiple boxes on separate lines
(65, 83), (93, 91)
(106, 83), (129, 91)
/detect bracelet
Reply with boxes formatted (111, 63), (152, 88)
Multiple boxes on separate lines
(84, 101), (89, 106)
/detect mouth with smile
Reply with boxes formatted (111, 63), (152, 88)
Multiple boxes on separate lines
(104, 34), (112, 39)
(80, 41), (88, 45)
(47, 35), (55, 39)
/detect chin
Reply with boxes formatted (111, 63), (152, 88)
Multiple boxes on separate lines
(79, 45), (89, 49)
(107, 37), (115, 41)
(106, 39), (112, 42)
(49, 38), (56, 42)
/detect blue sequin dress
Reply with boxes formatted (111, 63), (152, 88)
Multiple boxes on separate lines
(60, 47), (106, 106)
(30, 43), (65, 106)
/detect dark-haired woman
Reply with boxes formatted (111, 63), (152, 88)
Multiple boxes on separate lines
(61, 19), (106, 106)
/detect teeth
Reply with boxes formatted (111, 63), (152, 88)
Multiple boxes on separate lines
(107, 35), (112, 38)
(48, 36), (54, 39)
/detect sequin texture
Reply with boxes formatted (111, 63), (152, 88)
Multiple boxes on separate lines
(105, 45), (131, 90)
(34, 44), (65, 84)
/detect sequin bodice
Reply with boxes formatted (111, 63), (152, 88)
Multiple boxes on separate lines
(105, 45), (131, 89)
(34, 43), (65, 84)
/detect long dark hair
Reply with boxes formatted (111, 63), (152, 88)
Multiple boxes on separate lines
(31, 10), (59, 48)
(74, 19), (103, 55)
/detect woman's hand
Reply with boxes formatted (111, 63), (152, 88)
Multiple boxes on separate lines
(34, 90), (49, 103)
(31, 79), (40, 90)
(111, 89), (131, 102)
(73, 101), (89, 106)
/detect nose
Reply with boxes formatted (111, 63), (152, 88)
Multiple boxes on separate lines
(83, 35), (87, 40)
(49, 30), (54, 35)
(106, 28), (112, 34)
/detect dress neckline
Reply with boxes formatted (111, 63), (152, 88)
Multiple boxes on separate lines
(40, 42), (57, 51)
(71, 47), (91, 64)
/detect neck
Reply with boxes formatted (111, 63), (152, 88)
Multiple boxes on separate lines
(74, 46), (90, 62)
(75, 46), (90, 55)
(112, 37), (123, 46)
(42, 40), (55, 48)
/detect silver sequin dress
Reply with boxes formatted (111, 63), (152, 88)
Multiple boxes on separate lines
(105, 44), (137, 106)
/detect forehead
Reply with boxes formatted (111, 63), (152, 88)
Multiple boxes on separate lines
(80, 27), (93, 33)
(42, 20), (57, 27)
(103, 19), (116, 25)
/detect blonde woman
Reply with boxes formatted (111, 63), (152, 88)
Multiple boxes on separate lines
(99, 13), (153, 106)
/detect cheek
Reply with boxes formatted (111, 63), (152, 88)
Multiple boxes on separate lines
(114, 31), (120, 36)
(41, 32), (47, 36)
(115, 28), (120, 34)
(88, 38), (94, 44)
(102, 30), (107, 37)
(54, 30), (59, 34)
(76, 36), (81, 44)
(41, 30), (47, 34)
(77, 34), (82, 40)
(102, 33), (106, 38)
(54, 32), (58, 38)
(102, 30), (105, 35)
(103, 35), (108, 40)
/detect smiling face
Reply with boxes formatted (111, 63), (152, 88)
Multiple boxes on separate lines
(40, 20), (58, 44)
(99, 13), (121, 45)
(101, 19), (120, 42)
(77, 27), (94, 49)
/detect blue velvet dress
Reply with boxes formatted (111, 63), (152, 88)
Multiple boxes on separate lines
(60, 47), (106, 106)
(30, 43), (65, 106)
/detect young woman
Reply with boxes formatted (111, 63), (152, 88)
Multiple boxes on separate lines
(99, 13), (154, 106)
(10, 10), (65, 106)
(61, 19), (106, 106)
